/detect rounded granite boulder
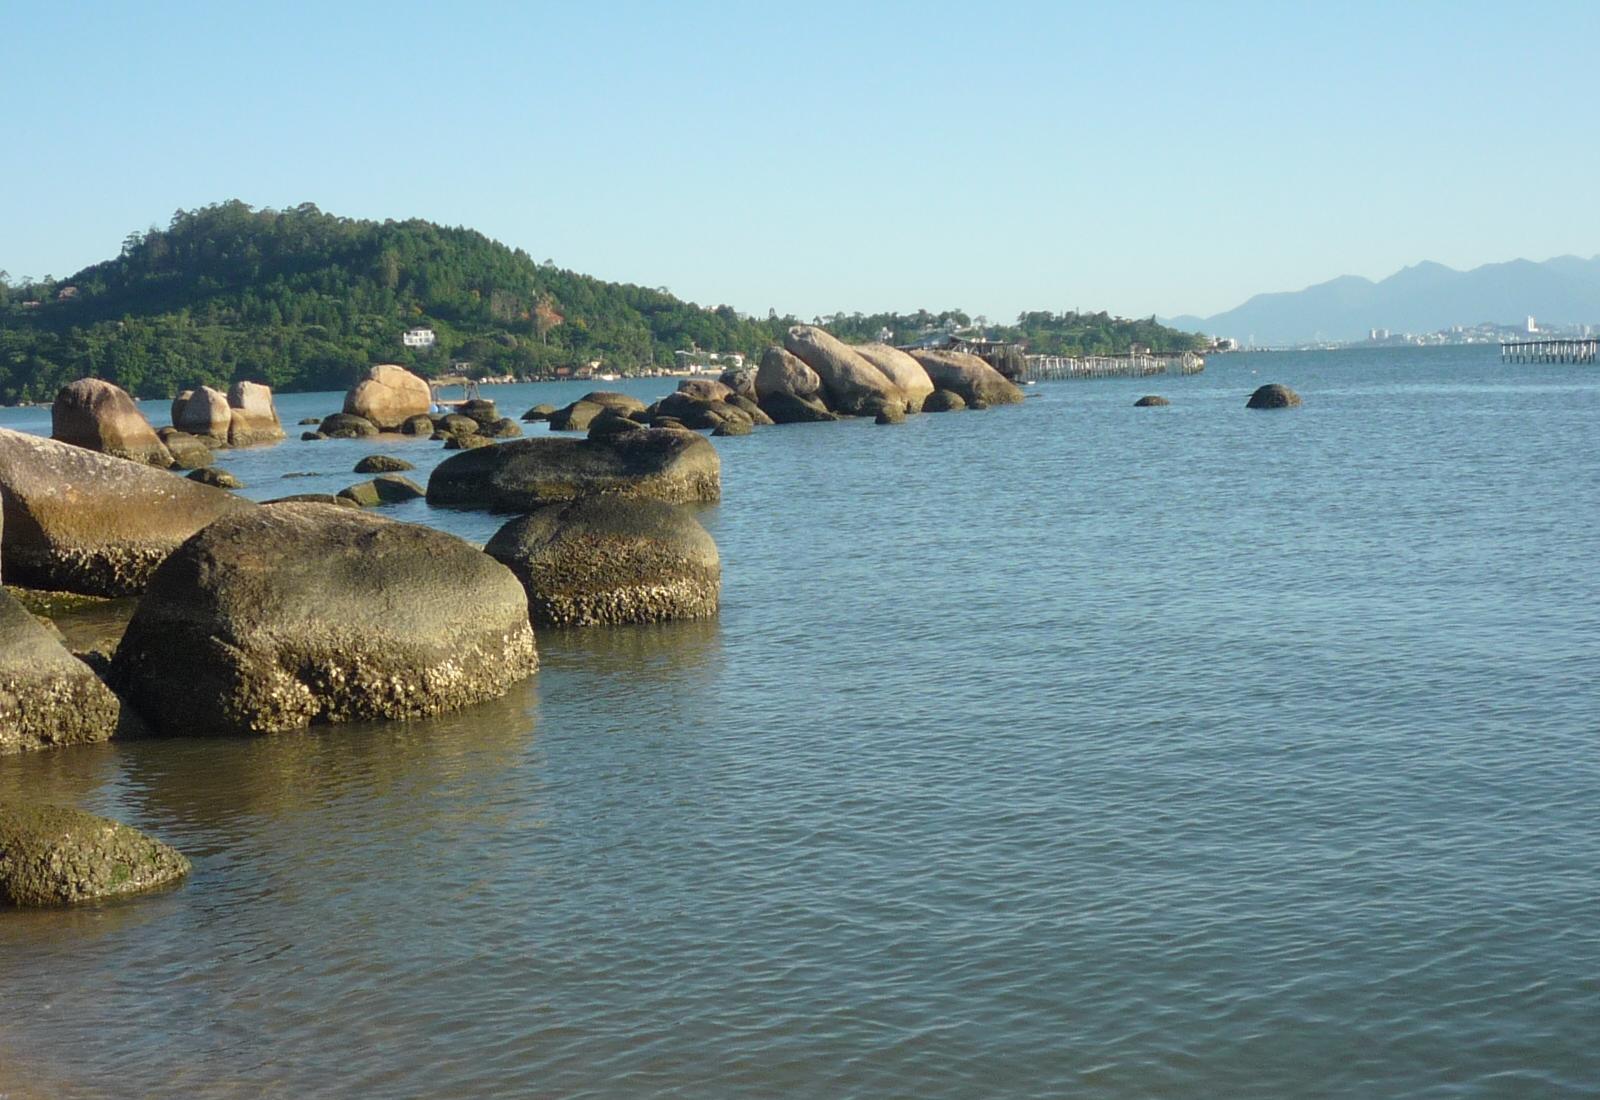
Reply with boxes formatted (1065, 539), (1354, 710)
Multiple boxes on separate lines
(427, 428), (721, 511)
(344, 364), (432, 430)
(1246, 383), (1302, 409)
(922, 389), (967, 413)
(0, 428), (256, 596)
(485, 497), (720, 627)
(109, 503), (539, 736)
(0, 802), (191, 907)
(353, 454), (415, 474)
(319, 413), (380, 439)
(905, 349), (1025, 407)
(1134, 395), (1171, 407)
(784, 325), (907, 415)
(52, 378), (174, 467)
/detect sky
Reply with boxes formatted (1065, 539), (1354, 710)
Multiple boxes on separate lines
(3, 1), (1598, 322)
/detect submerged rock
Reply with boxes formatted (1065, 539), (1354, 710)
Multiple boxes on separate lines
(318, 413), (379, 439)
(485, 497), (720, 627)
(110, 503), (538, 735)
(52, 379), (173, 467)
(337, 475), (426, 506)
(186, 466), (243, 489)
(1134, 395), (1171, 407)
(0, 802), (191, 907)
(427, 428), (721, 511)
(0, 428), (255, 597)
(0, 588), (127, 753)
(1246, 383), (1302, 409)
(353, 454), (415, 474)
(874, 405), (907, 425)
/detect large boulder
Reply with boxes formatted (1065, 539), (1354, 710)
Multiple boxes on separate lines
(427, 428), (721, 511)
(718, 367), (757, 400)
(755, 347), (836, 423)
(344, 364), (431, 430)
(923, 389), (967, 413)
(52, 379), (173, 467)
(0, 428), (255, 596)
(852, 343), (935, 413)
(784, 325), (905, 415)
(0, 803), (191, 907)
(110, 504), (539, 736)
(905, 349), (1025, 407)
(1246, 383), (1302, 409)
(173, 385), (233, 442)
(0, 588), (126, 753)
(227, 381), (286, 446)
(548, 400), (605, 432)
(485, 497), (720, 627)
(457, 399), (500, 428)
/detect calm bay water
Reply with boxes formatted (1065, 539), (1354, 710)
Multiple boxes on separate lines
(1, 346), (1597, 1098)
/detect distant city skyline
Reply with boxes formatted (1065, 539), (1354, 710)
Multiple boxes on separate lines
(5, 1), (1598, 323)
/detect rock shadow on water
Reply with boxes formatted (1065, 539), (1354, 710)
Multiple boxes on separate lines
(535, 615), (722, 688)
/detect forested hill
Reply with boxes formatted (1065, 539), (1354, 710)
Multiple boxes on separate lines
(0, 201), (1203, 403)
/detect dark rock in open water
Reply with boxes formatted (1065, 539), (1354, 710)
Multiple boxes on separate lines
(0, 428), (256, 597)
(1134, 395), (1171, 407)
(0, 802), (191, 907)
(110, 503), (538, 736)
(427, 428), (721, 511)
(318, 413), (379, 439)
(485, 497), (720, 627)
(400, 414), (436, 436)
(1246, 383), (1302, 409)
(0, 588), (129, 753)
(354, 454), (415, 474)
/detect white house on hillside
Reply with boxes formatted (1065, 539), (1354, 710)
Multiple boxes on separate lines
(403, 327), (437, 348)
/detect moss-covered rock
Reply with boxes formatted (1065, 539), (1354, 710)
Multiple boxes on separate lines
(0, 588), (130, 753)
(485, 497), (720, 627)
(0, 802), (191, 907)
(353, 454), (415, 474)
(110, 503), (538, 735)
(187, 466), (243, 489)
(1246, 383), (1302, 409)
(337, 475), (426, 507)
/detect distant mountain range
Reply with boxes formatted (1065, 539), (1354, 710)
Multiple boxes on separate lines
(1165, 255), (1600, 345)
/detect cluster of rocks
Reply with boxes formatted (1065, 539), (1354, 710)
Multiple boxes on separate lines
(530, 326), (1026, 439)
(49, 376), (285, 472)
(303, 364), (522, 448)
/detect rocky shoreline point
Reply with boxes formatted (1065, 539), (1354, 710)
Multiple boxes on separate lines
(1, 353), (1300, 906)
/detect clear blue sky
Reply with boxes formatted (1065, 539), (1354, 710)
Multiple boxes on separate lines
(4, 1), (1596, 321)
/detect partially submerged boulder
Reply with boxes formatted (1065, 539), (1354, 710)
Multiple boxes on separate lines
(173, 385), (233, 442)
(923, 389), (967, 413)
(485, 497), (720, 627)
(521, 404), (557, 422)
(319, 413), (380, 438)
(353, 454), (415, 474)
(677, 378), (733, 404)
(110, 504), (539, 735)
(0, 588), (126, 753)
(1134, 395), (1171, 407)
(717, 367), (757, 401)
(0, 803), (191, 907)
(755, 347), (836, 423)
(226, 381), (286, 446)
(262, 492), (360, 509)
(1246, 383), (1302, 409)
(187, 466), (243, 489)
(784, 325), (906, 415)
(400, 414), (436, 436)
(427, 428), (721, 511)
(853, 343), (935, 413)
(156, 428), (213, 470)
(457, 399), (500, 428)
(905, 349), (1025, 407)
(483, 417), (523, 439)
(52, 379), (173, 467)
(0, 428), (255, 596)
(337, 475), (426, 506)
(344, 364), (431, 430)
(547, 400), (605, 432)
(652, 392), (753, 431)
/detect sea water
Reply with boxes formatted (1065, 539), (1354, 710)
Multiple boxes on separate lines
(0, 346), (1596, 1098)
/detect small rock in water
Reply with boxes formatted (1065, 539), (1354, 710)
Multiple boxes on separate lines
(1134, 395), (1171, 407)
(337, 475), (426, 507)
(187, 466), (243, 489)
(1246, 383), (1302, 409)
(354, 454), (415, 474)
(298, 417), (321, 425)
(444, 434), (495, 450)
(874, 405), (907, 425)
(0, 802), (191, 906)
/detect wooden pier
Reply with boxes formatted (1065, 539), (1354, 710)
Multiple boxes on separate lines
(1501, 338), (1597, 364)
(1021, 351), (1205, 382)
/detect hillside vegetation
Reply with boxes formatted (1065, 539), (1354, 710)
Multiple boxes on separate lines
(0, 201), (1202, 402)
